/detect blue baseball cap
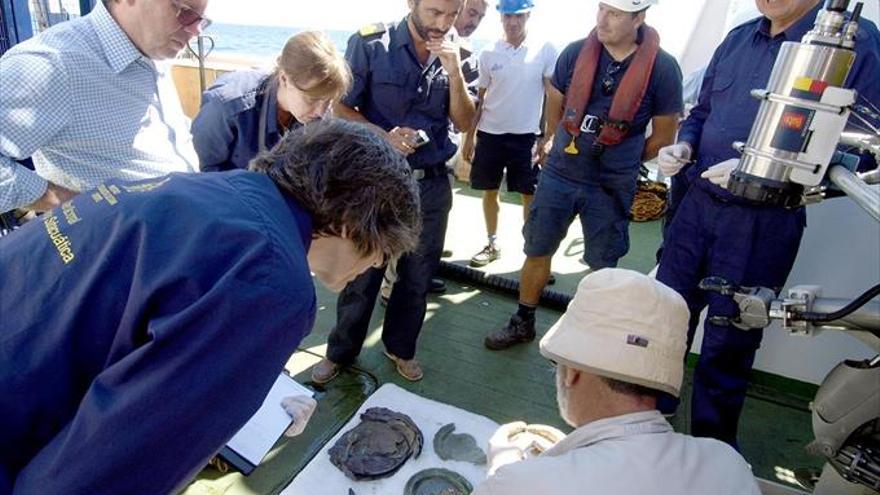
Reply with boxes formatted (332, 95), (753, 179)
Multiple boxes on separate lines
(497, 0), (534, 14)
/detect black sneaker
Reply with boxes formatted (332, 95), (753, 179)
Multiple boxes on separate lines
(484, 314), (536, 350)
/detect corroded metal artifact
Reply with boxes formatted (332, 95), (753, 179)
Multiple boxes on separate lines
(329, 407), (423, 480)
(403, 468), (472, 495)
(432, 423), (486, 465)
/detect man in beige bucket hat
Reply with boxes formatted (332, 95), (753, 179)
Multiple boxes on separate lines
(473, 268), (760, 495)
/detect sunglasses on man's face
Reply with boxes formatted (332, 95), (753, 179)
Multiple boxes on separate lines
(170, 0), (211, 31)
(601, 61), (623, 96)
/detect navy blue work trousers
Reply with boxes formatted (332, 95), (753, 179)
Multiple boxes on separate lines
(656, 171), (692, 263)
(656, 183), (805, 448)
(328, 174), (452, 363)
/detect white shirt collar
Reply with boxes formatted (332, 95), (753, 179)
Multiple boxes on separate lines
(499, 36), (530, 52)
(543, 410), (672, 456)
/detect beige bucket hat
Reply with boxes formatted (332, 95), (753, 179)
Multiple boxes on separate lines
(539, 268), (689, 397)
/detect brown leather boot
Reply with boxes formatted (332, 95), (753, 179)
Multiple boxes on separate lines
(311, 358), (341, 384)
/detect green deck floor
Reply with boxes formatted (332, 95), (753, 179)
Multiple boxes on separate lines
(183, 182), (823, 494)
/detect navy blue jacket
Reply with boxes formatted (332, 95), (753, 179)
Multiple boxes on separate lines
(193, 71), (301, 172)
(0, 171), (316, 494)
(679, 4), (880, 196)
(342, 18), (478, 168)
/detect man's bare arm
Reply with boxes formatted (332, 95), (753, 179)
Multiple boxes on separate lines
(461, 87), (487, 162)
(26, 182), (77, 213)
(643, 113), (679, 161)
(535, 82), (564, 164)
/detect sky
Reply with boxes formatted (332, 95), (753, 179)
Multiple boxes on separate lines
(204, 0), (714, 56)
(202, 0), (878, 74)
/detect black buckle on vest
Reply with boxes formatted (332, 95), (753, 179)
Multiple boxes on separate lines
(580, 114), (603, 134)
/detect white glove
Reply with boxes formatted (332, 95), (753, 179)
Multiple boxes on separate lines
(657, 142), (693, 177)
(281, 395), (317, 437)
(700, 158), (739, 189)
(487, 421), (527, 475)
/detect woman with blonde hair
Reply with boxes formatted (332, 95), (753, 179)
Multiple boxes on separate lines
(193, 31), (351, 171)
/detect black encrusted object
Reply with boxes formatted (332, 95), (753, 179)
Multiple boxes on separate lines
(328, 407), (424, 481)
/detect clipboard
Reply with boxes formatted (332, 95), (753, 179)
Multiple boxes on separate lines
(219, 371), (314, 475)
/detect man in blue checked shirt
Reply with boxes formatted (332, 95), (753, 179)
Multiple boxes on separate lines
(0, 0), (210, 215)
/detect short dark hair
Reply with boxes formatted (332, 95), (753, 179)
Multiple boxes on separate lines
(249, 119), (422, 259)
(600, 376), (663, 400)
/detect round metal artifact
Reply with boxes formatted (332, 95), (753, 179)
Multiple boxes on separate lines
(507, 424), (565, 458)
(433, 423), (486, 465)
(329, 407), (423, 481)
(403, 468), (473, 495)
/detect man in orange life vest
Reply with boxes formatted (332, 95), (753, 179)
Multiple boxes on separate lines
(485, 0), (683, 350)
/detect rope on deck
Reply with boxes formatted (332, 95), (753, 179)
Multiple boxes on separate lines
(437, 261), (572, 311)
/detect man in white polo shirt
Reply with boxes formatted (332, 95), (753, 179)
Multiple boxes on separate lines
(463, 0), (558, 267)
(473, 269), (761, 495)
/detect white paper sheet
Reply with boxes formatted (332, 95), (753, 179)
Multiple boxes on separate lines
(225, 372), (313, 465)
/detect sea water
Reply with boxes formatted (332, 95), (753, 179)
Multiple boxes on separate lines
(197, 23), (490, 61)
(200, 24), (353, 60)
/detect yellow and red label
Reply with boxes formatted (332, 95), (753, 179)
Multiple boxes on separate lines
(792, 76), (829, 100)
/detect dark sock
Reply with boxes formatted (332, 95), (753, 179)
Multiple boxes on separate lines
(516, 303), (536, 320)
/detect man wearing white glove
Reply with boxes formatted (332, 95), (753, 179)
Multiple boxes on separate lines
(210, 395), (318, 474)
(654, 141), (693, 262)
(281, 396), (319, 437)
(654, 0), (880, 450)
(699, 158), (738, 188)
(485, 421), (528, 476)
(473, 269), (760, 495)
(656, 142), (692, 178)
